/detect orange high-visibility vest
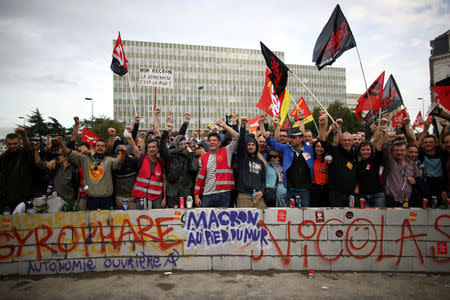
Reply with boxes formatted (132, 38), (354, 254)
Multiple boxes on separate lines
(194, 147), (234, 195)
(131, 155), (163, 200)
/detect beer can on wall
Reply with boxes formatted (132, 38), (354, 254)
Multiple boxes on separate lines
(447, 198), (450, 209)
(432, 196), (438, 209)
(179, 197), (185, 209)
(290, 199), (295, 208)
(422, 198), (428, 209)
(349, 195), (355, 208)
(360, 198), (366, 209)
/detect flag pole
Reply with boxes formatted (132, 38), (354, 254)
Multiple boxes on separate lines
(355, 46), (374, 117)
(289, 71), (335, 123)
(312, 119), (320, 133)
(126, 73), (137, 115)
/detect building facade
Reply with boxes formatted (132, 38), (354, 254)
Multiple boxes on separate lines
(429, 30), (450, 105)
(113, 40), (346, 130)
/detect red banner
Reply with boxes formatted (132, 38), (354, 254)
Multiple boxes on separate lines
(81, 128), (100, 148)
(391, 109), (407, 127)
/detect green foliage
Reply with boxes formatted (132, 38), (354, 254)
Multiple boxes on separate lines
(25, 109), (52, 142)
(324, 101), (365, 133)
(90, 117), (124, 141)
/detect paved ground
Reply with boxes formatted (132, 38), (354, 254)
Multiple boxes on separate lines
(0, 271), (449, 299)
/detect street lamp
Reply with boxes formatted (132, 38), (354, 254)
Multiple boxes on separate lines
(417, 97), (424, 116)
(18, 116), (25, 127)
(197, 86), (204, 129)
(84, 97), (93, 122)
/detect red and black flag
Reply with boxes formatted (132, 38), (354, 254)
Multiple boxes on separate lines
(364, 75), (404, 123)
(111, 32), (128, 76)
(432, 76), (450, 111)
(312, 4), (356, 70)
(354, 71), (385, 120)
(260, 42), (289, 97)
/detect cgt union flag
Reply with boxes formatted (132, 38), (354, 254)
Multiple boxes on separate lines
(256, 68), (291, 126)
(260, 42), (290, 97)
(412, 111), (424, 129)
(81, 128), (100, 148)
(290, 97), (314, 124)
(111, 32), (128, 76)
(312, 4), (356, 70)
(391, 108), (407, 127)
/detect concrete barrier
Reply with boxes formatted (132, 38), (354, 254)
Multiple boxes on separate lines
(0, 207), (449, 275)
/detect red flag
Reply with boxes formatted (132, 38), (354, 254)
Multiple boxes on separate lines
(248, 116), (259, 133)
(391, 109), (407, 127)
(81, 128), (100, 148)
(432, 85), (450, 111)
(111, 32), (128, 76)
(354, 71), (385, 120)
(290, 97), (314, 124)
(412, 111), (424, 129)
(256, 68), (291, 125)
(426, 115), (432, 123)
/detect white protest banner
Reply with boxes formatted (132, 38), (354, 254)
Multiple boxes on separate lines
(138, 67), (174, 88)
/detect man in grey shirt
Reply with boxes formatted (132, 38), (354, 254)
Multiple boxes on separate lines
(383, 140), (420, 207)
(194, 119), (239, 207)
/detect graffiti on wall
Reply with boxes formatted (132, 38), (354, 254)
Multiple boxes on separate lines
(185, 210), (268, 248)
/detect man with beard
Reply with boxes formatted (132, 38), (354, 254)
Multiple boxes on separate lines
(235, 117), (266, 208)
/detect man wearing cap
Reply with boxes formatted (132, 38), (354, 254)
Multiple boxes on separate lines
(194, 119), (239, 207)
(261, 119), (314, 207)
(235, 117), (266, 208)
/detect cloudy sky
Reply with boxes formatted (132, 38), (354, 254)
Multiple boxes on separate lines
(0, 0), (449, 136)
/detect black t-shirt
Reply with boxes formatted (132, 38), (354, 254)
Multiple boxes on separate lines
(286, 150), (311, 189)
(356, 150), (384, 195)
(322, 141), (358, 193)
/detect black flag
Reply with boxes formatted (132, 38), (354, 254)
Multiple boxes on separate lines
(364, 75), (404, 123)
(312, 5), (356, 70)
(260, 42), (289, 97)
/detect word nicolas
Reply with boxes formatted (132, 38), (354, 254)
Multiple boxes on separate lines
(185, 210), (269, 248)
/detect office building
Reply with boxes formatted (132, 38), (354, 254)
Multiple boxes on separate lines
(113, 41), (347, 130)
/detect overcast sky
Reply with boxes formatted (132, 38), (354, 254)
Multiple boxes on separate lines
(0, 0), (449, 135)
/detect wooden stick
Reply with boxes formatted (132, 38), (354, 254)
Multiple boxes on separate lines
(126, 73), (137, 115)
(289, 71), (335, 123)
(355, 46), (374, 118)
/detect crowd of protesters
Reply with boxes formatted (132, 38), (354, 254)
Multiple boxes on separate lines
(0, 107), (449, 213)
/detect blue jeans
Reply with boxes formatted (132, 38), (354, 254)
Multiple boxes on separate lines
(86, 195), (114, 210)
(201, 191), (231, 208)
(363, 192), (386, 208)
(287, 189), (310, 207)
(276, 183), (288, 207)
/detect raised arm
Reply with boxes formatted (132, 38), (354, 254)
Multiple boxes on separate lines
(16, 127), (30, 152)
(216, 118), (237, 138)
(132, 114), (140, 141)
(318, 110), (329, 142)
(124, 126), (141, 159)
(418, 118), (431, 146)
(273, 115), (281, 141)
(106, 127), (116, 154)
(178, 112), (191, 136)
(403, 115), (418, 148)
(71, 117), (80, 142)
(153, 107), (161, 137)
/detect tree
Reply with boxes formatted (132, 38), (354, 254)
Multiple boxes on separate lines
(25, 109), (48, 142)
(47, 117), (66, 137)
(325, 101), (365, 133)
(91, 117), (125, 141)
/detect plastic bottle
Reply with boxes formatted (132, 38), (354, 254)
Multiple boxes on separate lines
(123, 199), (128, 211)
